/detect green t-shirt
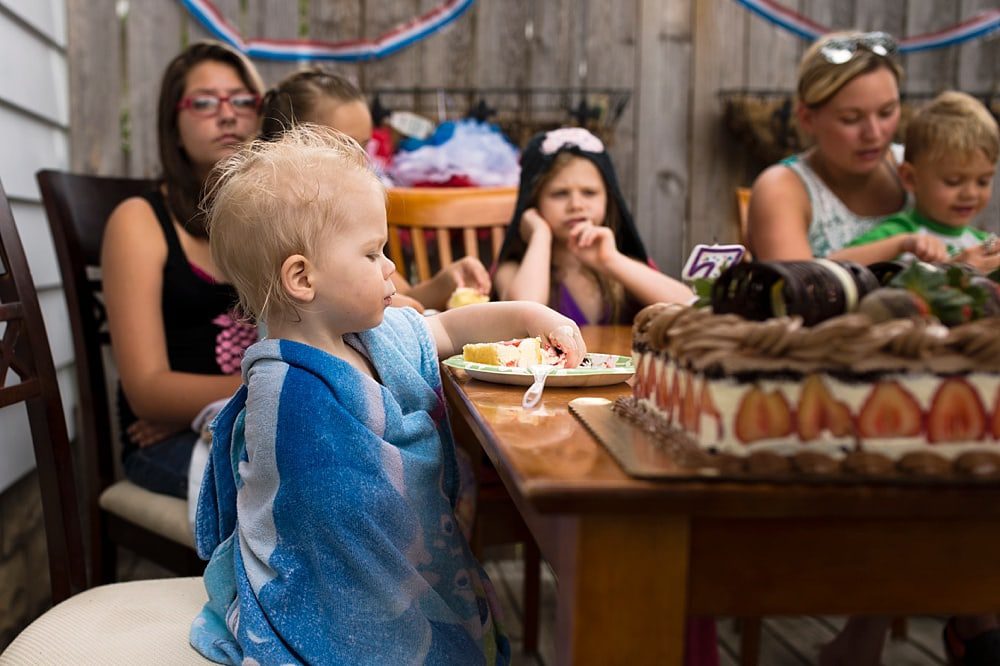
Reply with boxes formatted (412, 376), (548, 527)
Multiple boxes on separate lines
(846, 209), (989, 257)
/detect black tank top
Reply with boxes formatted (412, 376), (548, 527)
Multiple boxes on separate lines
(118, 190), (255, 458)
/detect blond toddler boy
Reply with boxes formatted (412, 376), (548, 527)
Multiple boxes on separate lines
(189, 125), (585, 665)
(846, 91), (999, 273)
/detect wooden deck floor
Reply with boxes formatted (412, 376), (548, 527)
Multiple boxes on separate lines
(482, 553), (949, 666)
(120, 548), (948, 664)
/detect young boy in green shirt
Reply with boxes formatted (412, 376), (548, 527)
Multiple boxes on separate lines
(845, 91), (1000, 273)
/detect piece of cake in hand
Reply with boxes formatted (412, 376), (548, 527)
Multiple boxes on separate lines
(447, 287), (490, 309)
(463, 337), (544, 368)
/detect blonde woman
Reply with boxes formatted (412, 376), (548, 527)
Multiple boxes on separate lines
(748, 31), (908, 261)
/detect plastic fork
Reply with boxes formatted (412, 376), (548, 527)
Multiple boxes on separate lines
(522, 364), (555, 410)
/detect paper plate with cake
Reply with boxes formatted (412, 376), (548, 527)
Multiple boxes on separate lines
(443, 337), (633, 387)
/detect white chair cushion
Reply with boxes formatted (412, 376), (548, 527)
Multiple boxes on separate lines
(0, 578), (209, 665)
(99, 480), (194, 548)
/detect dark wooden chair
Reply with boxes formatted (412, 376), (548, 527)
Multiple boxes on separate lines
(0, 179), (207, 663)
(36, 169), (203, 585)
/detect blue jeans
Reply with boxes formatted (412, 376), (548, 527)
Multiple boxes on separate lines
(122, 429), (196, 499)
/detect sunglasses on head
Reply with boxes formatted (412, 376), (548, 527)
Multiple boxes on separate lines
(819, 31), (897, 65)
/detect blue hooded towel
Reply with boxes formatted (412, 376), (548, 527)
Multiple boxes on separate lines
(190, 307), (510, 665)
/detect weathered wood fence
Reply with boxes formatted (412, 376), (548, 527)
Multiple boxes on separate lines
(68, 0), (1000, 275)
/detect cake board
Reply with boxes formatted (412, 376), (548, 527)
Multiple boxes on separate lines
(569, 397), (1000, 486)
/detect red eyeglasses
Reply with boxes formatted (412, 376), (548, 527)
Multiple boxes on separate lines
(176, 93), (261, 117)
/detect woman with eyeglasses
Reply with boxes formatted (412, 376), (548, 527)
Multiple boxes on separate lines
(100, 42), (263, 500)
(747, 31), (909, 261)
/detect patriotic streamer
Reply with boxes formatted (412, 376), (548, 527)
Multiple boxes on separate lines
(180, 0), (475, 62)
(735, 0), (1000, 53)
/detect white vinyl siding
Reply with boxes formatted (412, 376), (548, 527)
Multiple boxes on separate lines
(0, 0), (71, 492)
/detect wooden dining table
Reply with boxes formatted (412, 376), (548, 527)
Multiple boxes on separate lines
(442, 325), (1000, 665)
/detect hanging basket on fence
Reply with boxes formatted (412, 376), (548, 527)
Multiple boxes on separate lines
(719, 90), (999, 165)
(368, 87), (631, 148)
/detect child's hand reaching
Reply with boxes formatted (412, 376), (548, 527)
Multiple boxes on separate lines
(440, 256), (491, 295)
(568, 221), (618, 268)
(954, 239), (1000, 273)
(396, 256), (489, 311)
(430, 302), (586, 366)
(525, 311), (587, 368)
(901, 233), (949, 263)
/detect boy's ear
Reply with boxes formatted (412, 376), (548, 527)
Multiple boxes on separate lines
(897, 161), (917, 193)
(280, 254), (316, 304)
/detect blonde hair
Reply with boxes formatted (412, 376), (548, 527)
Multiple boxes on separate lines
(797, 31), (903, 108)
(904, 91), (1000, 164)
(206, 124), (383, 323)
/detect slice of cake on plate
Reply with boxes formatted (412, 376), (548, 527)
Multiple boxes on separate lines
(463, 337), (546, 368)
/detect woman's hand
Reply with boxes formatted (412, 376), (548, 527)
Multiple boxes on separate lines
(519, 208), (552, 244)
(525, 309), (587, 368)
(127, 419), (185, 448)
(901, 233), (949, 263)
(568, 221), (618, 269)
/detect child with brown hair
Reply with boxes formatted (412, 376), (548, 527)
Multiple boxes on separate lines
(190, 124), (585, 664)
(102, 41), (264, 500)
(844, 90), (1000, 272)
(493, 127), (693, 323)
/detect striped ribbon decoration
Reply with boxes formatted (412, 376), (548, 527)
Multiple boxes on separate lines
(180, 0), (475, 62)
(736, 0), (1000, 53)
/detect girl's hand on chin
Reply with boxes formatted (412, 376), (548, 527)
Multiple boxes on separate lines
(519, 208), (552, 243)
(568, 222), (617, 268)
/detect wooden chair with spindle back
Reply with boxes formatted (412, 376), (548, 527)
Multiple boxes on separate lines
(37, 169), (204, 586)
(0, 178), (208, 664)
(385, 186), (516, 282)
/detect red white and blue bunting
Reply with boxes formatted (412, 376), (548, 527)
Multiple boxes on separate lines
(180, 0), (475, 62)
(735, 0), (1000, 53)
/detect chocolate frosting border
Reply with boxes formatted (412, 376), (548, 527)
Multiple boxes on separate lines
(633, 304), (1000, 375)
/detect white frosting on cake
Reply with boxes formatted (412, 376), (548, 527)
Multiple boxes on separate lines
(630, 305), (1000, 460)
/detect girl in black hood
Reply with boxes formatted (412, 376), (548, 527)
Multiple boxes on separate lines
(493, 128), (691, 325)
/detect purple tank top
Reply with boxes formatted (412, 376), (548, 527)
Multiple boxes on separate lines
(554, 283), (611, 326)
